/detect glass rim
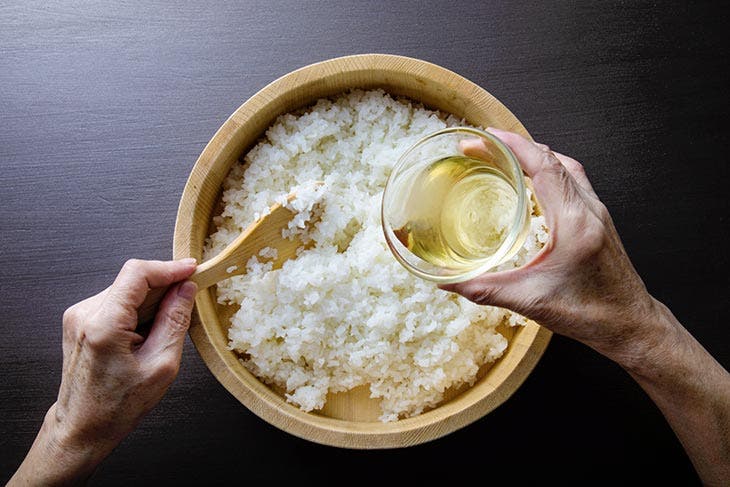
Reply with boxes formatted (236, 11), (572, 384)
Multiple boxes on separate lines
(381, 126), (529, 284)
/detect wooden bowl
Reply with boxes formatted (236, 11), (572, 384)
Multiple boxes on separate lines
(173, 53), (551, 449)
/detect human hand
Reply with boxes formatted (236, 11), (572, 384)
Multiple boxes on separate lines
(441, 128), (661, 367)
(10, 258), (197, 485)
(442, 128), (730, 485)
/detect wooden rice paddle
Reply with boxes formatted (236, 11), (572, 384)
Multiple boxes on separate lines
(137, 185), (322, 329)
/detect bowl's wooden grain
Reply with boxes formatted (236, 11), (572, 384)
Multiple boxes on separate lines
(173, 53), (551, 449)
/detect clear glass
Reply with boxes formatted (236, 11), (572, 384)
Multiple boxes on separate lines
(381, 127), (530, 284)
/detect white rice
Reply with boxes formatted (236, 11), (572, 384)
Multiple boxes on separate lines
(258, 247), (279, 260)
(204, 89), (548, 422)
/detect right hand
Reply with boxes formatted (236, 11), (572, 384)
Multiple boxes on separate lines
(441, 128), (664, 367)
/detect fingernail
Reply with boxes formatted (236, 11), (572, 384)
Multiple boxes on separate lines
(180, 257), (197, 266)
(178, 281), (198, 300)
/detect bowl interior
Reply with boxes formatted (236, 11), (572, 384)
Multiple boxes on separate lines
(173, 54), (551, 448)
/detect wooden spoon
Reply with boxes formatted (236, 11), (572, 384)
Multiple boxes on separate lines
(137, 185), (322, 328)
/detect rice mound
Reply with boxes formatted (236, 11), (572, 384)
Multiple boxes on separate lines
(204, 89), (548, 422)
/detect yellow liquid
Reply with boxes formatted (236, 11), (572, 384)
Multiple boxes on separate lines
(393, 156), (519, 268)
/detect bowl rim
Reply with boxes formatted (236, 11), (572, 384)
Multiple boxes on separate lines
(173, 53), (552, 449)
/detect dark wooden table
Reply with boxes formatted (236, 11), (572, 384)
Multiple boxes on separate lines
(2, 1), (728, 484)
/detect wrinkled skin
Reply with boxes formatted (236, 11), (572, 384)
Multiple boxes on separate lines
(10, 259), (197, 485)
(443, 129), (659, 366)
(442, 129), (730, 485)
(8, 130), (729, 486)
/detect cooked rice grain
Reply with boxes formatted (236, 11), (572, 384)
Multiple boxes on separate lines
(204, 89), (547, 422)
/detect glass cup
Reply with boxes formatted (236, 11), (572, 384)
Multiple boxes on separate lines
(381, 127), (530, 284)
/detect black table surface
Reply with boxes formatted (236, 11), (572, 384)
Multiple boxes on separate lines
(2, 1), (728, 485)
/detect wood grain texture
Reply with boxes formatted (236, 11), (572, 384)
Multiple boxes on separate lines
(137, 189), (313, 325)
(1, 0), (727, 484)
(174, 53), (550, 448)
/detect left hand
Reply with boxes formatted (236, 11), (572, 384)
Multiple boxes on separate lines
(9, 258), (198, 485)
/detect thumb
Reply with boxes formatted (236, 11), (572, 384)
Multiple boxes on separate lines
(439, 265), (542, 316)
(138, 280), (197, 363)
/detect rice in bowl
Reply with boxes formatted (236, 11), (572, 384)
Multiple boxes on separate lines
(203, 89), (547, 422)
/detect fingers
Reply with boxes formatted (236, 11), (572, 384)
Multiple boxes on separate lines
(138, 281), (197, 371)
(439, 264), (540, 315)
(486, 128), (553, 178)
(107, 258), (197, 313)
(486, 128), (585, 221)
(460, 137), (493, 161)
(553, 151), (596, 195)
(440, 270), (515, 308)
